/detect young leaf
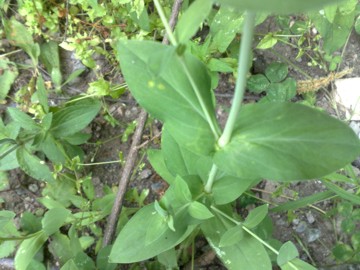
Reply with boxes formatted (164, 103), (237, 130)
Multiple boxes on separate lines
(201, 214), (271, 270)
(7, 108), (40, 132)
(174, 0), (213, 43)
(50, 98), (101, 138)
(39, 41), (62, 87)
(116, 40), (218, 154)
(212, 176), (258, 205)
(42, 208), (71, 236)
(214, 102), (360, 181)
(188, 201), (214, 220)
(14, 231), (48, 270)
(109, 203), (195, 263)
(217, 0), (343, 14)
(16, 147), (55, 183)
(256, 34), (278, 49)
(277, 241), (299, 266)
(219, 225), (244, 247)
(243, 204), (269, 229)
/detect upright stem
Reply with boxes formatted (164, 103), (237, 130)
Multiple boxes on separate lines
(217, 11), (256, 148)
(204, 164), (218, 193)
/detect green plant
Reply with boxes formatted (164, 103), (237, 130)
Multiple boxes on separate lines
(106, 0), (360, 269)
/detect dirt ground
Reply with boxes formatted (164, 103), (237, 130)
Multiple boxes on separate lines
(1, 16), (360, 270)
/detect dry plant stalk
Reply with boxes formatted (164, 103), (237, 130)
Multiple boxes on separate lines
(297, 68), (353, 94)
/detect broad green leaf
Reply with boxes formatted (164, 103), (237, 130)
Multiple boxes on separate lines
(265, 62), (288, 83)
(16, 147), (54, 183)
(116, 40), (219, 154)
(40, 41), (62, 87)
(147, 149), (175, 184)
(175, 0), (213, 43)
(256, 34), (278, 49)
(4, 18), (40, 65)
(243, 204), (268, 228)
(0, 240), (16, 258)
(219, 225), (244, 247)
(351, 232), (360, 251)
(216, 0), (343, 14)
(79, 236), (94, 250)
(0, 58), (18, 100)
(63, 132), (91, 145)
(247, 74), (270, 93)
(7, 108), (40, 132)
(42, 208), (71, 236)
(41, 134), (67, 163)
(0, 210), (19, 237)
(38, 197), (67, 209)
(109, 203), (195, 263)
(173, 176), (192, 206)
(212, 176), (258, 205)
(265, 78), (297, 102)
(310, 9), (355, 55)
(214, 103), (360, 181)
(48, 233), (74, 265)
(73, 252), (96, 270)
(280, 258), (317, 270)
(0, 143), (19, 170)
(14, 231), (48, 270)
(277, 241), (299, 266)
(322, 180), (360, 205)
(82, 176), (95, 200)
(96, 246), (117, 270)
(157, 248), (178, 269)
(201, 213), (271, 270)
(20, 212), (42, 234)
(332, 243), (353, 261)
(50, 98), (101, 138)
(324, 4), (338, 23)
(188, 201), (214, 220)
(161, 127), (202, 177)
(60, 260), (79, 270)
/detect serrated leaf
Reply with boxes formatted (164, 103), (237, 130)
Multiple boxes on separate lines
(42, 208), (71, 236)
(7, 108), (40, 132)
(175, 0), (213, 43)
(217, 0), (343, 14)
(14, 231), (48, 270)
(244, 204), (268, 228)
(277, 241), (299, 266)
(265, 62), (288, 83)
(0, 58), (18, 100)
(116, 40), (219, 154)
(16, 147), (54, 183)
(219, 225), (244, 247)
(188, 201), (214, 220)
(214, 103), (360, 181)
(109, 203), (195, 263)
(4, 18), (40, 65)
(50, 98), (101, 138)
(247, 74), (270, 93)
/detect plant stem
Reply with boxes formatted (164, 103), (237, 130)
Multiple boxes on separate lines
(218, 11), (256, 148)
(78, 160), (123, 166)
(204, 164), (218, 193)
(154, 0), (178, 46)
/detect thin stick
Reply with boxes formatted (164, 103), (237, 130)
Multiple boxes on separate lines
(102, 0), (184, 247)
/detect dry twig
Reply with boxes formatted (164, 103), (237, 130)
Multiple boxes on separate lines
(102, 0), (184, 247)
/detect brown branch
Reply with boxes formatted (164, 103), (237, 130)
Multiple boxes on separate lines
(102, 0), (184, 247)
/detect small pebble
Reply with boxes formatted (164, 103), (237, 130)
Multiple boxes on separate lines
(139, 169), (152, 180)
(306, 211), (315, 224)
(306, 228), (321, 243)
(295, 221), (307, 233)
(28, 184), (38, 193)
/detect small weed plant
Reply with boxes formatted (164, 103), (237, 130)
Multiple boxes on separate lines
(1, 0), (360, 269)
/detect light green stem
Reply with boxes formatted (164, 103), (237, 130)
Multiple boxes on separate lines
(78, 160), (123, 166)
(153, 0), (178, 46)
(204, 164), (218, 193)
(218, 11), (256, 148)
